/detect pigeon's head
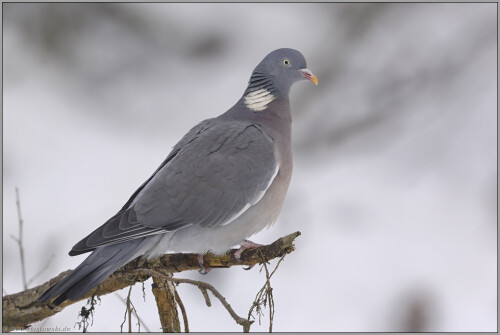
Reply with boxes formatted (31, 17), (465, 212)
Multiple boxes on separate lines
(251, 48), (318, 95)
(242, 48), (317, 112)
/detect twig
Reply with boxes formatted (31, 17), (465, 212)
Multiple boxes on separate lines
(261, 253), (275, 332)
(12, 189), (56, 291)
(174, 289), (189, 333)
(128, 296), (141, 332)
(115, 292), (151, 332)
(119, 286), (134, 333)
(198, 286), (211, 307)
(13, 188), (27, 291)
(127, 290), (132, 333)
(12, 191), (100, 333)
(247, 252), (287, 332)
(120, 291), (128, 332)
(130, 269), (253, 332)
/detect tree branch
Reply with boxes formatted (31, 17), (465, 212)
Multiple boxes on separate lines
(2, 231), (300, 331)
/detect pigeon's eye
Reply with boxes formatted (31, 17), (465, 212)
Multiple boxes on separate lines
(282, 59), (290, 66)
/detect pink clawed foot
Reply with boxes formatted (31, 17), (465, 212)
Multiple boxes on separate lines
(234, 239), (263, 261)
(198, 254), (211, 274)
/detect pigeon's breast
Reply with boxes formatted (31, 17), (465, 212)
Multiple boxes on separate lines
(154, 166), (292, 255)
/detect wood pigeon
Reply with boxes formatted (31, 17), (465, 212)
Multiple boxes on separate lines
(39, 48), (318, 305)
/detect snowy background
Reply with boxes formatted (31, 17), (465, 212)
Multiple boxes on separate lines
(3, 3), (497, 332)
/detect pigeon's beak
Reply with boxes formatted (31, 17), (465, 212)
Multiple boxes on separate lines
(299, 68), (318, 85)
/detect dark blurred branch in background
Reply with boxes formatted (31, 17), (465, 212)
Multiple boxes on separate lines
(2, 231), (300, 332)
(6, 187), (56, 332)
(10, 189), (56, 292)
(11, 188), (27, 291)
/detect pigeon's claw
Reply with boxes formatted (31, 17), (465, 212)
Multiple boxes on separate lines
(234, 239), (263, 261)
(198, 253), (211, 274)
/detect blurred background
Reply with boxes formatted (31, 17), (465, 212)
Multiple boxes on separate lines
(3, 3), (497, 332)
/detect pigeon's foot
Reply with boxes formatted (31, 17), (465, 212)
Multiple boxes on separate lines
(234, 239), (263, 261)
(198, 253), (211, 274)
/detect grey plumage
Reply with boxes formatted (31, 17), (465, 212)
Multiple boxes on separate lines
(40, 238), (147, 305)
(39, 48), (317, 305)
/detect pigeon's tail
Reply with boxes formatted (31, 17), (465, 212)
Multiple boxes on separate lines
(38, 238), (148, 305)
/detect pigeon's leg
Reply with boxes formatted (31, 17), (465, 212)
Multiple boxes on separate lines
(198, 253), (211, 274)
(234, 239), (263, 261)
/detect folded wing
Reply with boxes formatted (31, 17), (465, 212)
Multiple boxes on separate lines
(70, 120), (278, 255)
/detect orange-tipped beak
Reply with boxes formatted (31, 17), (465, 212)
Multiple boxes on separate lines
(299, 68), (318, 85)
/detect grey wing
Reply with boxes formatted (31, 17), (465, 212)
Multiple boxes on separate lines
(118, 118), (215, 212)
(70, 119), (214, 256)
(70, 120), (278, 255)
(134, 121), (278, 229)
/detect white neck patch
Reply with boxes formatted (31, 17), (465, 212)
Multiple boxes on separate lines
(244, 88), (276, 112)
